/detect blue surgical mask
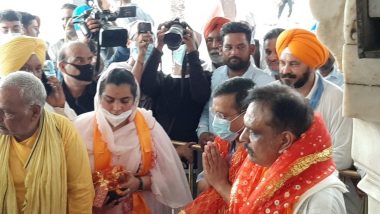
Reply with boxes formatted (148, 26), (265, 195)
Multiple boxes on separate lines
(172, 44), (187, 66)
(212, 113), (243, 142)
(131, 42), (154, 63)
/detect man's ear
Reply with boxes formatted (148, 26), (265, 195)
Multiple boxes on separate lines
(249, 44), (256, 55)
(278, 131), (296, 154)
(30, 105), (42, 121)
(58, 61), (66, 74)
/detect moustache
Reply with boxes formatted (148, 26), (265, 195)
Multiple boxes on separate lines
(280, 73), (297, 79)
(229, 56), (242, 61)
(209, 49), (221, 55)
(243, 142), (254, 154)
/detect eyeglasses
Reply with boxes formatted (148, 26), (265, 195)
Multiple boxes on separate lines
(211, 109), (246, 121)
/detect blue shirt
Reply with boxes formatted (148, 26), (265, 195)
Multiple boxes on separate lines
(320, 66), (344, 88)
(197, 63), (274, 137)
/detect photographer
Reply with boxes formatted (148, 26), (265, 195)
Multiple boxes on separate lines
(135, 19), (211, 164)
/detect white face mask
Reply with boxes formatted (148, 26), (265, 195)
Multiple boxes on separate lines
(0, 32), (22, 44)
(101, 107), (132, 127)
(130, 42), (154, 63)
(172, 44), (187, 66)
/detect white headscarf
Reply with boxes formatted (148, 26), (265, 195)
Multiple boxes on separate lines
(94, 63), (141, 155)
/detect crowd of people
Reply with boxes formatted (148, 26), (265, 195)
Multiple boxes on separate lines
(0, 1), (361, 213)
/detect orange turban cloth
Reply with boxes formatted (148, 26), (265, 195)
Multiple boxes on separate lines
(203, 16), (230, 39)
(0, 36), (46, 77)
(276, 28), (329, 69)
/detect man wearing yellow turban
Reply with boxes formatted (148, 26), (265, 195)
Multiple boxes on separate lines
(0, 36), (77, 120)
(0, 35), (45, 77)
(276, 29), (361, 214)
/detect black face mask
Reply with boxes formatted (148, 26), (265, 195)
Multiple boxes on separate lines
(66, 63), (94, 82)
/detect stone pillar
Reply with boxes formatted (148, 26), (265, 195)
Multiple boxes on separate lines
(310, 0), (380, 213)
(342, 0), (380, 213)
(309, 0), (345, 70)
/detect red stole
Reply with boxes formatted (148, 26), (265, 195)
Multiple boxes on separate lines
(229, 114), (336, 214)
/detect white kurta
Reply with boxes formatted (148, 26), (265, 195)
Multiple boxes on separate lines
(294, 173), (347, 214)
(44, 102), (77, 121)
(306, 74), (353, 170)
(74, 108), (193, 214)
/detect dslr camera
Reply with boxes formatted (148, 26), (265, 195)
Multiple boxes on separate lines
(163, 18), (189, 50)
(73, 4), (136, 47)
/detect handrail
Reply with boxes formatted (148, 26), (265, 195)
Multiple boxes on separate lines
(172, 140), (202, 196)
(172, 140), (202, 152)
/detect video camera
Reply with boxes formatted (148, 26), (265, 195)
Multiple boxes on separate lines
(73, 3), (136, 47)
(163, 18), (189, 50)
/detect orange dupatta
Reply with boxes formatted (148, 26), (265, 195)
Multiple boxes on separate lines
(93, 110), (153, 214)
(229, 114), (336, 214)
(183, 137), (247, 214)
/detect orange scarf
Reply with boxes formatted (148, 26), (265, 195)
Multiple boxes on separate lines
(93, 110), (153, 214)
(183, 137), (247, 214)
(229, 114), (335, 214)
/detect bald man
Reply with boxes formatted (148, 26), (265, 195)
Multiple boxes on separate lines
(58, 41), (97, 115)
(276, 29), (361, 214)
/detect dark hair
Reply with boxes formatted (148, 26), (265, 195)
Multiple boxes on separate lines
(0, 10), (21, 22)
(61, 3), (77, 10)
(220, 21), (252, 44)
(263, 28), (285, 42)
(19, 11), (36, 28)
(319, 52), (335, 72)
(99, 68), (137, 99)
(213, 77), (255, 113)
(244, 84), (314, 137)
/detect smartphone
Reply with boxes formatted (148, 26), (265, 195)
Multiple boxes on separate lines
(138, 22), (152, 34)
(118, 6), (137, 18)
(43, 60), (56, 78)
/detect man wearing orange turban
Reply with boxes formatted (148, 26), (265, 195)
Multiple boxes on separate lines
(203, 17), (230, 70)
(276, 29), (360, 214)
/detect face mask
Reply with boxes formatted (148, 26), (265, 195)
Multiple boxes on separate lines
(66, 63), (94, 81)
(172, 44), (187, 66)
(0, 33), (22, 44)
(101, 107), (132, 127)
(212, 113), (242, 142)
(131, 42), (154, 63)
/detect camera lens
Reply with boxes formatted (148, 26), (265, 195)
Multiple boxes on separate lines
(164, 23), (184, 50)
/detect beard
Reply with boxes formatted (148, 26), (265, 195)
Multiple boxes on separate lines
(280, 68), (311, 89)
(224, 56), (250, 71)
(210, 53), (223, 65)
